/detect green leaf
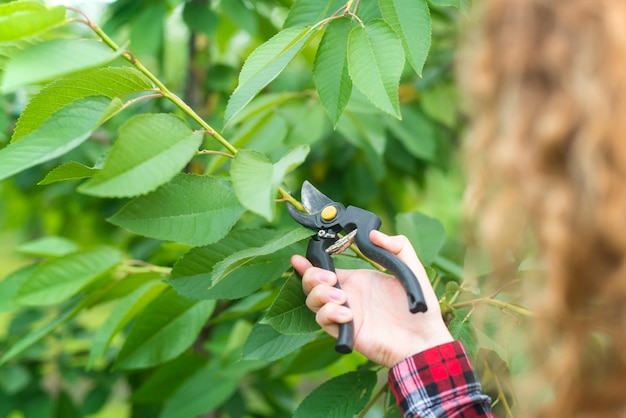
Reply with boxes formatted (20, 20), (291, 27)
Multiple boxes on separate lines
(282, 336), (342, 375)
(132, 352), (208, 403)
(108, 174), (245, 246)
(15, 246), (122, 306)
(16, 236), (78, 257)
(386, 106), (437, 161)
(0, 301), (83, 365)
(231, 146), (309, 220)
(114, 288), (215, 370)
(0, 265), (36, 312)
(210, 226), (312, 286)
(1, 39), (126, 93)
(421, 82), (458, 127)
(221, 0), (257, 36)
(12, 66), (153, 142)
(224, 92), (296, 127)
(224, 26), (314, 126)
(395, 212), (446, 265)
(38, 161), (98, 185)
(159, 359), (264, 418)
(0, 96), (110, 182)
(293, 370), (378, 418)
(79, 114), (203, 197)
(261, 274), (318, 334)
(313, 17), (353, 126)
(183, 1), (218, 36)
(243, 324), (317, 361)
(428, 0), (460, 8)
(347, 19), (404, 118)
(475, 327), (509, 363)
(284, 0), (344, 27)
(0, 364), (30, 395)
(169, 229), (299, 300)
(87, 282), (167, 369)
(336, 109), (386, 155)
(379, 0), (431, 75)
(448, 310), (478, 360)
(0, 2), (65, 42)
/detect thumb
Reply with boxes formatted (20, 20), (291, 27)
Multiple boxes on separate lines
(369, 230), (423, 272)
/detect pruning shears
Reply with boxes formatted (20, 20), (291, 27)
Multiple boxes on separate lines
(287, 181), (427, 354)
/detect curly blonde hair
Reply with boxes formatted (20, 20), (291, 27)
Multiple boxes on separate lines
(461, 0), (626, 416)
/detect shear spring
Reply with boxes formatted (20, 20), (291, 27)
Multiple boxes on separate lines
(325, 229), (358, 254)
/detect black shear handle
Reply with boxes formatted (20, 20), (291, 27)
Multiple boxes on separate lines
(305, 237), (355, 354)
(346, 207), (428, 314)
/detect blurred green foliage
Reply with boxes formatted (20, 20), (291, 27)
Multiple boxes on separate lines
(0, 0), (521, 417)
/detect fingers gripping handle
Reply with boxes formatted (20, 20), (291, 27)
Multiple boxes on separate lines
(346, 207), (428, 314)
(305, 237), (354, 354)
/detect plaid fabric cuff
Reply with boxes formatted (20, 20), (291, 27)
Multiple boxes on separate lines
(388, 341), (493, 418)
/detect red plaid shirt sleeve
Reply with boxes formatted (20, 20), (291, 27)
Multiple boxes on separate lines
(388, 341), (494, 418)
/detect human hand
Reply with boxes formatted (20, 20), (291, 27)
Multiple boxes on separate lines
(290, 230), (453, 368)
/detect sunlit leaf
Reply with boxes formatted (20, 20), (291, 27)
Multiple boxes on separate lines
(428, 0), (460, 8)
(231, 145), (309, 220)
(347, 20), (404, 118)
(1, 39), (125, 93)
(38, 161), (98, 185)
(0, 2), (65, 42)
(0, 96), (110, 182)
(379, 0), (431, 75)
(108, 174), (245, 246)
(12, 66), (153, 142)
(313, 17), (353, 126)
(293, 370), (377, 418)
(114, 288), (215, 369)
(284, 0), (344, 27)
(224, 26), (314, 126)
(16, 236), (78, 257)
(79, 114), (203, 197)
(15, 246), (122, 306)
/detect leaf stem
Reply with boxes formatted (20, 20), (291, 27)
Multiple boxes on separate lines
(68, 7), (238, 155)
(357, 382), (389, 418)
(485, 360), (514, 417)
(452, 298), (533, 317)
(277, 186), (305, 212)
(120, 260), (172, 275)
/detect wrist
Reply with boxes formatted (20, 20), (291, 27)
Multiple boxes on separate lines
(387, 324), (454, 367)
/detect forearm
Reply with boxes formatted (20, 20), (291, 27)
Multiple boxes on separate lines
(388, 341), (494, 418)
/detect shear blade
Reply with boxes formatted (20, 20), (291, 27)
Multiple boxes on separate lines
(301, 181), (333, 213)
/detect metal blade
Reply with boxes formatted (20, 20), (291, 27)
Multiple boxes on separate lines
(301, 180), (333, 213)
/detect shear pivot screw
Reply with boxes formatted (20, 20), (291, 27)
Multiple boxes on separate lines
(321, 205), (337, 221)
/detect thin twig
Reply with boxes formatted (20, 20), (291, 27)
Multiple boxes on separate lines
(452, 298), (533, 318)
(357, 382), (389, 418)
(196, 149), (235, 158)
(66, 7), (238, 156)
